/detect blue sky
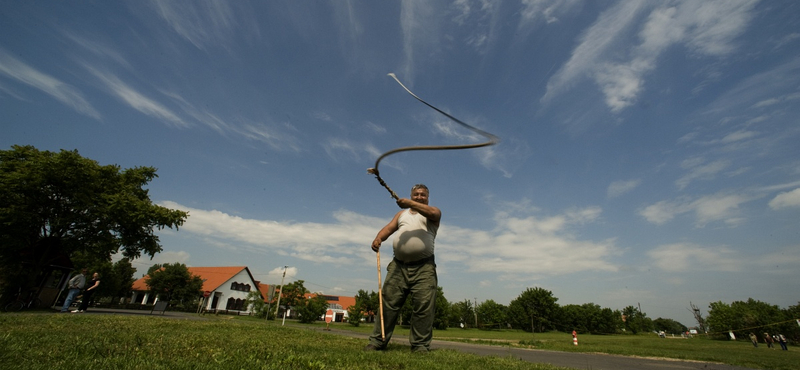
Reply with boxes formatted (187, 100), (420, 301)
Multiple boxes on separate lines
(2, 0), (799, 327)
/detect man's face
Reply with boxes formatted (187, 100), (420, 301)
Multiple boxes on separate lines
(411, 188), (429, 204)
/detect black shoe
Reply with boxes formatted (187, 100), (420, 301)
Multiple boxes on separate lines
(411, 346), (430, 353)
(363, 344), (383, 352)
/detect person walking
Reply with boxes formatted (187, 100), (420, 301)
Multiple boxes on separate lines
(749, 333), (758, 347)
(778, 334), (788, 350)
(73, 272), (100, 313)
(364, 184), (441, 353)
(764, 332), (775, 349)
(60, 268), (87, 313)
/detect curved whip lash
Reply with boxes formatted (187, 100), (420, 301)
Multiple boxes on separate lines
(368, 73), (500, 200)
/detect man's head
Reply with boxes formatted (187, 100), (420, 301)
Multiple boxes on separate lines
(81, 268), (87, 274)
(411, 184), (429, 204)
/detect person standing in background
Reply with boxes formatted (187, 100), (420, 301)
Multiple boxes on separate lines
(73, 272), (100, 313)
(60, 268), (86, 313)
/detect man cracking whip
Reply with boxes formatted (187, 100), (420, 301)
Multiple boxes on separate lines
(364, 73), (499, 353)
(363, 184), (440, 353)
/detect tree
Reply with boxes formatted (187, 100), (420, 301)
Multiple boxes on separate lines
(0, 145), (187, 300)
(355, 289), (379, 323)
(433, 286), (450, 330)
(245, 290), (267, 318)
(706, 298), (785, 339)
(555, 303), (619, 334)
(508, 287), (559, 332)
(477, 299), (508, 329)
(448, 299), (474, 328)
(653, 318), (688, 335)
(145, 263), (203, 309)
(279, 280), (310, 313)
(296, 294), (329, 324)
(347, 302), (364, 326)
(621, 305), (653, 334)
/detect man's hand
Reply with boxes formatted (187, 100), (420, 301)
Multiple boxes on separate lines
(396, 198), (413, 209)
(371, 236), (382, 252)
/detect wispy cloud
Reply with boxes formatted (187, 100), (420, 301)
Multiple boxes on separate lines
(640, 192), (752, 227)
(607, 179), (641, 198)
(541, 0), (646, 105)
(676, 158), (729, 190)
(146, 0), (238, 51)
(399, 0), (439, 82)
(520, 0), (581, 25)
(648, 243), (742, 272)
(768, 188), (800, 210)
(86, 66), (188, 128)
(543, 0), (758, 113)
(323, 138), (379, 163)
(0, 48), (101, 119)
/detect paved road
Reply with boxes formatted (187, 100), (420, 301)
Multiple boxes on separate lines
(314, 327), (757, 370)
(72, 309), (757, 370)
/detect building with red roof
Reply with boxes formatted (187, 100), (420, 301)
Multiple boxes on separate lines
(131, 266), (356, 319)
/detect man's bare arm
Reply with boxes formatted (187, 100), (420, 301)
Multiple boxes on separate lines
(396, 198), (441, 225)
(371, 211), (402, 252)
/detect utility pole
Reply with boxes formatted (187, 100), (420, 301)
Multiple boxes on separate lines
(274, 266), (288, 319)
(474, 297), (478, 328)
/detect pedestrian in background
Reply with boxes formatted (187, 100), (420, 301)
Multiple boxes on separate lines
(749, 333), (758, 347)
(60, 268), (86, 313)
(73, 272), (100, 313)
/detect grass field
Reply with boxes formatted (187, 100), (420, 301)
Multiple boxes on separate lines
(1, 311), (797, 370)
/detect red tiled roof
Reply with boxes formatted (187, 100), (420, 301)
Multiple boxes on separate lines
(132, 266), (251, 293)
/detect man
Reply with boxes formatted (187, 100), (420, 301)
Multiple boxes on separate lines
(60, 268), (87, 313)
(364, 184), (441, 353)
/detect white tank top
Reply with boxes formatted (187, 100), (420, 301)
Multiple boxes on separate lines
(392, 209), (438, 262)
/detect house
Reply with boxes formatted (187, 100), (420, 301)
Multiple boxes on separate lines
(131, 266), (262, 314)
(130, 266), (356, 319)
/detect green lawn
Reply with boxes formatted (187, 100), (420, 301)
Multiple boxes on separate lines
(2, 312), (797, 370)
(0, 312), (568, 370)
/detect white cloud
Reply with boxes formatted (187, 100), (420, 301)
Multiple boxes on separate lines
(640, 199), (688, 225)
(128, 251), (191, 275)
(147, 0), (238, 51)
(607, 179), (641, 198)
(399, 0), (439, 82)
(676, 158), (729, 190)
(520, 0), (581, 25)
(542, 0), (645, 104)
(0, 48), (101, 119)
(86, 67), (188, 128)
(640, 193), (751, 227)
(543, 0), (758, 113)
(162, 201), (617, 278)
(769, 188), (800, 210)
(647, 243), (742, 272)
(691, 193), (748, 226)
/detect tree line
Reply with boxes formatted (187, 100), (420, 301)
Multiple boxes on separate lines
(347, 286), (688, 335)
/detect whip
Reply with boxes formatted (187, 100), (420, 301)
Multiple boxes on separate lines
(367, 73), (500, 199)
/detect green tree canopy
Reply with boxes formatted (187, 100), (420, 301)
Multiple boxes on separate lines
(621, 305), (653, 334)
(653, 317), (688, 335)
(477, 299), (508, 329)
(145, 263), (203, 307)
(706, 298), (786, 339)
(280, 280), (310, 309)
(355, 289), (379, 323)
(296, 294), (329, 324)
(508, 287), (559, 332)
(0, 145), (187, 297)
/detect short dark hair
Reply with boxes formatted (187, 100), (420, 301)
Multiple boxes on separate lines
(411, 184), (429, 193)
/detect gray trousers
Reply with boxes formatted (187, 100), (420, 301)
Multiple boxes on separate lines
(369, 257), (437, 350)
